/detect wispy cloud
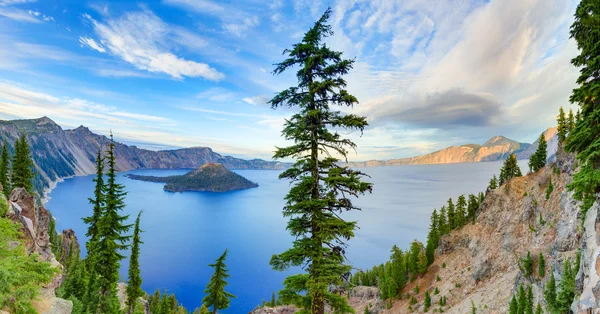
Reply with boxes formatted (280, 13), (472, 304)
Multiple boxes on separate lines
(80, 10), (224, 80)
(78, 36), (105, 53)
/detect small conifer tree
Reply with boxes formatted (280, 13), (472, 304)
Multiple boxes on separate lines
(0, 141), (10, 197)
(203, 249), (236, 314)
(499, 153), (522, 186)
(447, 198), (456, 230)
(538, 253), (545, 278)
(523, 251), (533, 277)
(424, 290), (431, 311)
(557, 107), (567, 143)
(528, 133), (547, 172)
(568, 109), (575, 132)
(488, 175), (498, 191)
(544, 272), (557, 310)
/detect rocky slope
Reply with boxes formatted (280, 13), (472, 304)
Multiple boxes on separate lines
(0, 117), (287, 198)
(348, 135), (532, 167)
(370, 151), (597, 313)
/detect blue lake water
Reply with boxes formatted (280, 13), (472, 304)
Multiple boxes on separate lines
(46, 160), (527, 313)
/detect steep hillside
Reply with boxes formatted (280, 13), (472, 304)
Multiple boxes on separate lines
(0, 117), (287, 197)
(347, 135), (531, 167)
(368, 152), (598, 313)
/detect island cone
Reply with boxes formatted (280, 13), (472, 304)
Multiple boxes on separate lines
(126, 163), (258, 192)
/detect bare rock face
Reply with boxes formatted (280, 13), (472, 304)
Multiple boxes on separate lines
(7, 187), (52, 260)
(41, 297), (73, 314)
(251, 306), (298, 314)
(59, 229), (80, 264)
(347, 286), (382, 314)
(576, 200), (600, 312)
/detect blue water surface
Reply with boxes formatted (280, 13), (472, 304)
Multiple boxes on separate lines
(46, 160), (527, 313)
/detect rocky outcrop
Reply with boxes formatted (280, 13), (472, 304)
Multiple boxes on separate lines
(58, 229), (80, 265)
(0, 117), (287, 198)
(576, 201), (600, 312)
(7, 187), (52, 260)
(346, 135), (532, 167)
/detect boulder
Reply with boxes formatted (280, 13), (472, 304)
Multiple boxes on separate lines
(42, 297), (72, 314)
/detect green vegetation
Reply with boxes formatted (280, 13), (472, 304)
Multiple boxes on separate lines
(0, 141), (10, 198)
(557, 107), (568, 143)
(0, 195), (56, 314)
(267, 8), (372, 314)
(350, 191), (483, 302)
(96, 135), (133, 313)
(203, 249), (235, 314)
(11, 133), (35, 192)
(528, 133), (547, 173)
(564, 0), (600, 219)
(545, 178), (554, 200)
(538, 253), (545, 278)
(126, 211), (144, 314)
(127, 163), (258, 192)
(499, 153), (522, 186)
(543, 257), (579, 313)
(522, 251), (533, 278)
(487, 175), (498, 191)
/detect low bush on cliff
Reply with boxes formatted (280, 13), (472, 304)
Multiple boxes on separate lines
(0, 213), (56, 314)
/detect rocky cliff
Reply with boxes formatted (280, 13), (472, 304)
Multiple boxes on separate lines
(347, 135), (533, 168)
(0, 117), (287, 198)
(2, 185), (73, 314)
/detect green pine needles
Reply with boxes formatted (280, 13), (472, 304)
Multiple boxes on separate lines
(565, 0), (600, 217)
(268, 8), (372, 314)
(0, 141), (10, 198)
(499, 153), (522, 186)
(94, 134), (133, 313)
(203, 249), (235, 314)
(126, 211), (144, 314)
(11, 134), (34, 193)
(528, 133), (547, 173)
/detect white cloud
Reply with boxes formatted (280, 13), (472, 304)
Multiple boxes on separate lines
(81, 10), (224, 80)
(0, 7), (39, 22)
(0, 82), (173, 124)
(223, 16), (259, 36)
(242, 95), (269, 106)
(78, 36), (105, 53)
(0, 0), (35, 6)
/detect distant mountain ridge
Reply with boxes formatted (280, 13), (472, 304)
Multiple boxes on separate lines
(0, 117), (287, 197)
(347, 129), (558, 168)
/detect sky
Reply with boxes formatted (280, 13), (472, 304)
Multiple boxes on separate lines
(0, 0), (582, 161)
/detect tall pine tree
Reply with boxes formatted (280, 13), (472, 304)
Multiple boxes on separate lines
(202, 249), (235, 314)
(83, 149), (105, 259)
(557, 107), (568, 143)
(568, 109), (575, 132)
(528, 133), (547, 172)
(565, 0), (600, 215)
(127, 211), (144, 314)
(447, 198), (456, 230)
(95, 134), (132, 313)
(0, 141), (10, 197)
(11, 134), (34, 192)
(268, 8), (372, 314)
